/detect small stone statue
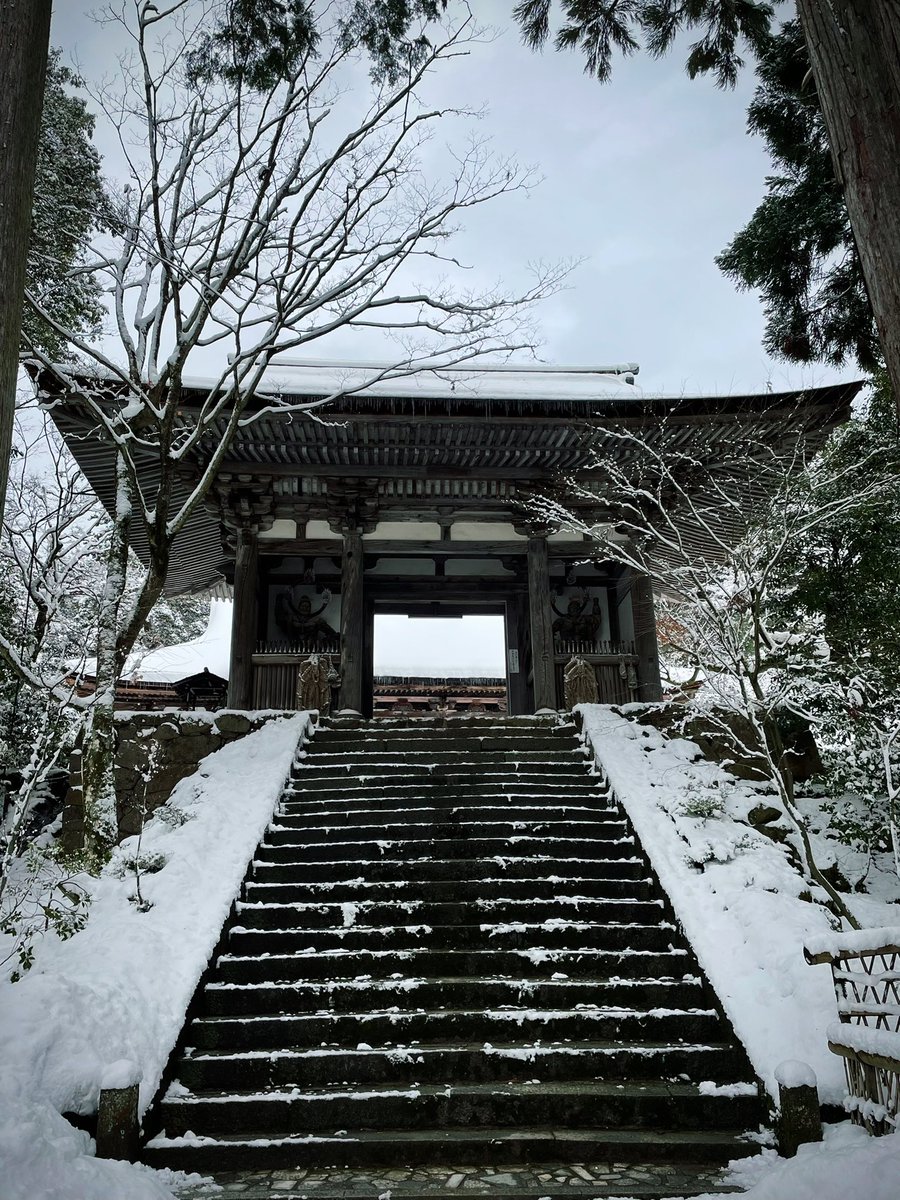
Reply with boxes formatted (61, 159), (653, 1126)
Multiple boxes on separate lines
(619, 656), (639, 694)
(552, 589), (602, 645)
(564, 656), (598, 709)
(275, 587), (336, 643)
(296, 654), (339, 714)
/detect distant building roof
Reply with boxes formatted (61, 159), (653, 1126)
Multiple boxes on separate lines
(77, 600), (233, 684)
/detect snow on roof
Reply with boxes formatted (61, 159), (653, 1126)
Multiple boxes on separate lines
(178, 359), (643, 404)
(123, 599), (232, 683)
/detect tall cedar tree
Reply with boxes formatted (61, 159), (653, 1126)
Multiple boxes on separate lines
(512, 1), (900, 407)
(0, 1), (51, 532)
(716, 21), (879, 374)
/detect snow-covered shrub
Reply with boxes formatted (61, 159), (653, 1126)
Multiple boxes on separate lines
(0, 843), (91, 982)
(679, 787), (726, 820)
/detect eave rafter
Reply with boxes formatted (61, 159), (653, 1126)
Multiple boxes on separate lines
(39, 372), (863, 594)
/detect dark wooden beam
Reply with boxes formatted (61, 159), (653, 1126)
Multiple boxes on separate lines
(259, 538), (590, 557)
(221, 459), (606, 482)
(368, 581), (526, 599)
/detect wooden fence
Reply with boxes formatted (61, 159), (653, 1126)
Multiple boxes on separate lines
(806, 929), (900, 1135)
(252, 651), (339, 710)
(554, 650), (639, 708)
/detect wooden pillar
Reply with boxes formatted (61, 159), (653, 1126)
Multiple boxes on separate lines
(339, 528), (365, 713)
(227, 524), (258, 710)
(631, 567), (662, 703)
(527, 536), (557, 711)
(505, 594), (530, 716)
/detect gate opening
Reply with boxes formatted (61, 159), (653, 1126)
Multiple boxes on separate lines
(372, 612), (507, 717)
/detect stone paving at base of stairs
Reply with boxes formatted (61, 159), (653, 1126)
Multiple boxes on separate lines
(174, 1162), (744, 1199)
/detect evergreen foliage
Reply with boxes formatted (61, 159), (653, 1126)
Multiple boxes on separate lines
(512, 0), (774, 87)
(186, 0), (450, 88)
(509, 4), (893, 384)
(716, 22), (879, 373)
(767, 380), (900, 860)
(24, 52), (104, 360)
(186, 0), (321, 90)
(774, 379), (900, 684)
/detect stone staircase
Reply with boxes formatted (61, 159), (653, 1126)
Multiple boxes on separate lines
(145, 715), (765, 1197)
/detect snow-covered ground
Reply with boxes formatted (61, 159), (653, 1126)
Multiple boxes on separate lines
(2, 703), (899, 1199)
(719, 1121), (900, 1200)
(578, 704), (900, 1103)
(0, 713), (309, 1200)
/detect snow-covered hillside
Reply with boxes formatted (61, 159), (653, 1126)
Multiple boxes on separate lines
(0, 714), (309, 1200)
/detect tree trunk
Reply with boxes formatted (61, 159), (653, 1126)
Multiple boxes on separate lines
(81, 452), (131, 855)
(0, 0), (52, 529)
(796, 0), (900, 408)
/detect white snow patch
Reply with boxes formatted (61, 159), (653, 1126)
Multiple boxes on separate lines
(0, 714), (309, 1199)
(698, 1080), (759, 1097)
(774, 1061), (818, 1090)
(715, 1121), (900, 1200)
(577, 704), (900, 1104)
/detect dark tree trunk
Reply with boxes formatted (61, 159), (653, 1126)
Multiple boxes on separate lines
(796, 0), (900, 407)
(0, 0), (52, 528)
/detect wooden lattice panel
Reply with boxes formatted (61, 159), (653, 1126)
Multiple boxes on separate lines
(806, 930), (900, 1135)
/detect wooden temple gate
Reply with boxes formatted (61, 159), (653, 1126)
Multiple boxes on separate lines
(194, 369), (677, 717)
(43, 364), (859, 717)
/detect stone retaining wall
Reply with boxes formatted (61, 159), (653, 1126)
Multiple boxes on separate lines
(61, 710), (295, 850)
(114, 710), (294, 838)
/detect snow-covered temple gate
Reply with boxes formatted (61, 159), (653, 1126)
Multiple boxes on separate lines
(43, 364), (860, 717)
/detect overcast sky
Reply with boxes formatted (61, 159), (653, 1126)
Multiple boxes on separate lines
(49, 1), (845, 398)
(374, 615), (506, 677)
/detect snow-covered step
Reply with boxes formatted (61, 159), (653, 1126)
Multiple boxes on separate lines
(187, 1006), (724, 1052)
(234, 894), (663, 927)
(143, 715), (764, 1181)
(294, 751), (593, 769)
(158, 1078), (761, 1138)
(280, 783), (610, 804)
(144, 1124), (762, 1173)
(253, 834), (639, 864)
(310, 731), (583, 749)
(248, 854), (649, 883)
(275, 802), (618, 825)
(213, 946), (694, 984)
(224, 920), (679, 957)
(201, 975), (708, 1016)
(242, 874), (656, 904)
(176, 1038), (751, 1092)
(292, 754), (592, 772)
(265, 818), (630, 848)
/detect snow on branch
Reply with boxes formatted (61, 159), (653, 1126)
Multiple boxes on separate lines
(13, 0), (568, 854)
